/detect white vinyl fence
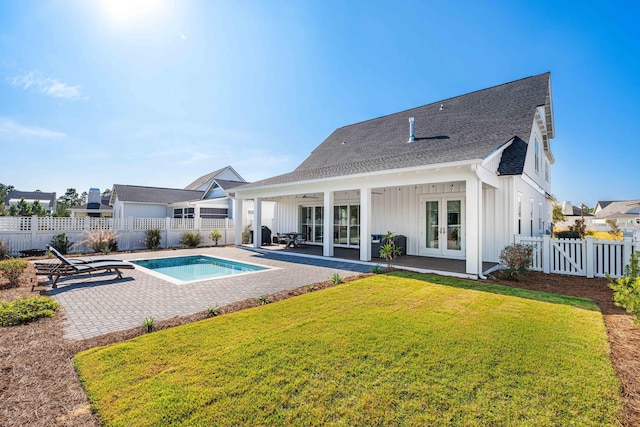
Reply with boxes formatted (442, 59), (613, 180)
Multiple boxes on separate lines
(0, 216), (275, 255)
(515, 235), (639, 278)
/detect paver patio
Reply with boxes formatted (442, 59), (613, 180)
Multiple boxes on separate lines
(46, 247), (371, 340)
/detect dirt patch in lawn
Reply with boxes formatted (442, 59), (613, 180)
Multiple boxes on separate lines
(1, 265), (638, 426)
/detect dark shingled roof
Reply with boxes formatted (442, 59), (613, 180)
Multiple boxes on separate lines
(7, 190), (57, 208)
(237, 73), (550, 190)
(497, 137), (527, 176)
(113, 185), (204, 204)
(212, 180), (245, 191)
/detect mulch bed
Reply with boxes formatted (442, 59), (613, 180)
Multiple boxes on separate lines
(1, 266), (638, 426)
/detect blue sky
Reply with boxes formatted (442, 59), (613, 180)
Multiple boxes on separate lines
(1, 0), (638, 208)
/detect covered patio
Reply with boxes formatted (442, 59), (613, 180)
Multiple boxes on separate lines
(248, 243), (499, 278)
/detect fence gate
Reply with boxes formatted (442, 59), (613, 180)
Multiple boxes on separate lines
(549, 238), (585, 276)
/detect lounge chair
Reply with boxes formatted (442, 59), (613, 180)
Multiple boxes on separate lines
(35, 259), (135, 288)
(35, 246), (135, 288)
(43, 246), (123, 265)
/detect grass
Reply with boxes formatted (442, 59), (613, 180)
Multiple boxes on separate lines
(75, 273), (623, 426)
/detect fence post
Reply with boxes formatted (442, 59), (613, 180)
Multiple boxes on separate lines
(225, 218), (229, 245)
(585, 236), (594, 278)
(623, 237), (633, 271)
(542, 235), (551, 274)
(31, 215), (38, 248)
(127, 217), (134, 231)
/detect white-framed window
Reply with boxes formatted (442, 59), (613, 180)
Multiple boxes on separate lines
(544, 160), (549, 183)
(534, 139), (540, 173)
(538, 202), (543, 233)
(173, 208), (194, 219)
(517, 193), (522, 234)
(333, 205), (360, 246)
(530, 198), (534, 237)
(200, 208), (228, 219)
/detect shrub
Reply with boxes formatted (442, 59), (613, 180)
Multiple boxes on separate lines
(207, 306), (221, 317)
(0, 241), (8, 260)
(0, 296), (59, 326)
(305, 284), (318, 292)
(241, 225), (252, 244)
(330, 273), (343, 284)
(608, 253), (640, 322)
(555, 230), (581, 239)
(50, 233), (73, 255)
(210, 229), (222, 246)
(143, 316), (155, 333)
(0, 258), (30, 287)
(84, 230), (118, 253)
(180, 231), (202, 248)
(144, 229), (162, 250)
(499, 244), (533, 279)
(379, 231), (402, 270)
(371, 265), (383, 274)
(256, 295), (270, 305)
(569, 218), (586, 239)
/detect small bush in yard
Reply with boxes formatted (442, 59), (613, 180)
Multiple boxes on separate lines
(84, 230), (118, 253)
(0, 258), (29, 287)
(210, 229), (222, 246)
(180, 231), (202, 248)
(143, 316), (155, 333)
(608, 252), (640, 322)
(499, 244), (533, 279)
(0, 241), (8, 259)
(144, 228), (162, 250)
(0, 297), (59, 326)
(50, 233), (73, 254)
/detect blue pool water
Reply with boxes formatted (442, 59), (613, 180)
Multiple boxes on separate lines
(132, 255), (266, 282)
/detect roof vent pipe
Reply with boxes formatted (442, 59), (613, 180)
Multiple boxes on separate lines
(408, 117), (415, 143)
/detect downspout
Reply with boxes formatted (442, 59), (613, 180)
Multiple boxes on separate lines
(471, 164), (487, 279)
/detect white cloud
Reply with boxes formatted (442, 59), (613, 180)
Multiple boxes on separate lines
(180, 33), (187, 40)
(0, 117), (66, 139)
(10, 71), (85, 100)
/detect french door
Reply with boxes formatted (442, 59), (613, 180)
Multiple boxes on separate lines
(420, 197), (465, 258)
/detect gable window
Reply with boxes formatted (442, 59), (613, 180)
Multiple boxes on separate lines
(534, 139), (540, 174)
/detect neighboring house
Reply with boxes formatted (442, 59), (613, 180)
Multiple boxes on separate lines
(6, 190), (57, 214)
(110, 166), (270, 221)
(592, 199), (640, 232)
(70, 188), (113, 218)
(233, 73), (556, 278)
(555, 201), (594, 229)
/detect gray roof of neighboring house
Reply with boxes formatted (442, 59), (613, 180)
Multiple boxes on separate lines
(6, 190), (56, 208)
(213, 180), (245, 191)
(565, 206), (593, 217)
(184, 166), (243, 191)
(237, 72), (551, 190)
(113, 185), (204, 204)
(595, 200), (640, 218)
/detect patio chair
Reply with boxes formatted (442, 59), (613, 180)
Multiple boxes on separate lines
(273, 233), (287, 245)
(35, 259), (135, 288)
(42, 245), (124, 265)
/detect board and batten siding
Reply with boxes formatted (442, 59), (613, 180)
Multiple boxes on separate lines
(271, 181), (473, 258)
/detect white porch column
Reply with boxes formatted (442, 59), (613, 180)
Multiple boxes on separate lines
(323, 191), (334, 257)
(234, 198), (243, 246)
(253, 197), (262, 248)
(466, 176), (481, 276)
(359, 187), (372, 261)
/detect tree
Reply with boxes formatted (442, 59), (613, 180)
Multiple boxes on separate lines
(606, 218), (621, 236)
(102, 188), (112, 199)
(552, 204), (565, 223)
(55, 188), (87, 217)
(9, 198), (32, 216)
(30, 200), (47, 217)
(0, 183), (15, 216)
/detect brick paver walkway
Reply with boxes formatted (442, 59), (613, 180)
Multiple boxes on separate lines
(47, 247), (371, 340)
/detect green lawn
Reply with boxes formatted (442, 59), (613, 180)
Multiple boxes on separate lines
(76, 272), (623, 426)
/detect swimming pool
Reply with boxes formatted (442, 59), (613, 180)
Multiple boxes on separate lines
(132, 255), (268, 284)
